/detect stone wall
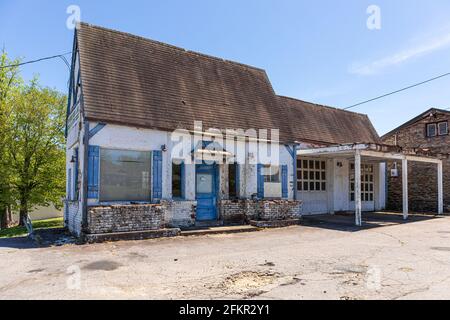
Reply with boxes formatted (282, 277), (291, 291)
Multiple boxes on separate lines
(386, 161), (446, 212)
(382, 111), (450, 212)
(220, 199), (302, 224)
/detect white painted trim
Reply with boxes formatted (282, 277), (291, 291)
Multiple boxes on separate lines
(297, 145), (441, 164)
(355, 150), (362, 227)
(402, 159), (408, 220)
(438, 161), (444, 215)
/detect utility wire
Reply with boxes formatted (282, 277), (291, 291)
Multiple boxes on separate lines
(0, 51), (72, 70)
(345, 72), (450, 110)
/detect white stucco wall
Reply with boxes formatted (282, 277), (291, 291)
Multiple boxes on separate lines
(84, 123), (296, 203)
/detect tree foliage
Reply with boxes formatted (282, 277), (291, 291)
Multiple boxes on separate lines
(0, 51), (67, 226)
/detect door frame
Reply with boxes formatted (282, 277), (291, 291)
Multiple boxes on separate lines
(195, 163), (219, 221)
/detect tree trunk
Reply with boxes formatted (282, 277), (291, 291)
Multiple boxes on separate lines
(19, 199), (28, 227)
(7, 205), (12, 226)
(0, 206), (7, 230)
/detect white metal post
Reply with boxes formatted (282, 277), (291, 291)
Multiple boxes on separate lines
(402, 158), (408, 220)
(438, 160), (444, 215)
(355, 150), (362, 226)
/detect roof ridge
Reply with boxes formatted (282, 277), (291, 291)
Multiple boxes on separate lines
(79, 22), (267, 73)
(278, 95), (369, 117)
(381, 107), (450, 139)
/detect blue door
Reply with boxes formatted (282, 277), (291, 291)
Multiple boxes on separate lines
(196, 164), (218, 221)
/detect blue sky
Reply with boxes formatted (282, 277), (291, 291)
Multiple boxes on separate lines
(1, 0), (450, 135)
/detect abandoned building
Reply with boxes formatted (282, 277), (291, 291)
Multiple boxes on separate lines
(65, 23), (444, 240)
(382, 108), (450, 212)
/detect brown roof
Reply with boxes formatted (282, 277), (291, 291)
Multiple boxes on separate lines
(76, 23), (379, 145)
(279, 96), (380, 145)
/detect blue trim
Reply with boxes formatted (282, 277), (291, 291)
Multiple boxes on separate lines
(195, 163), (218, 221)
(89, 123), (107, 139)
(152, 151), (163, 201)
(285, 145), (295, 159)
(87, 146), (100, 199)
(282, 165), (289, 199)
(257, 164), (264, 199)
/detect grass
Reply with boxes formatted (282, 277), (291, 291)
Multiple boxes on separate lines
(0, 217), (64, 239)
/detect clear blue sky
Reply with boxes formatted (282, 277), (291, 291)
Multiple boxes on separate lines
(1, 0), (450, 135)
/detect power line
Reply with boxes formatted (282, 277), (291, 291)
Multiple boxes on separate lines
(0, 51), (72, 70)
(345, 72), (450, 110)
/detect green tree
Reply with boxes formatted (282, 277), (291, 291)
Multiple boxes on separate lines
(4, 81), (66, 226)
(0, 51), (20, 229)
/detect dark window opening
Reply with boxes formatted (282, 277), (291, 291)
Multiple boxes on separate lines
(172, 163), (182, 199)
(229, 163), (238, 198)
(427, 123), (437, 137)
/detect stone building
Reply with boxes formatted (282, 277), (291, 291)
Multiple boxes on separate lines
(382, 108), (450, 212)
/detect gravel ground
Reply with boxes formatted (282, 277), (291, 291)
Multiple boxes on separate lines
(1, 216), (450, 300)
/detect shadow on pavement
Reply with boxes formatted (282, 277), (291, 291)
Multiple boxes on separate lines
(301, 212), (443, 232)
(0, 228), (77, 250)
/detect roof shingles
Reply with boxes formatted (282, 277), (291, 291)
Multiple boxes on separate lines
(76, 23), (379, 145)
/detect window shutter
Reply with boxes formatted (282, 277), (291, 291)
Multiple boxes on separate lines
(152, 151), (163, 201)
(257, 164), (264, 199)
(282, 165), (288, 199)
(88, 146), (100, 199)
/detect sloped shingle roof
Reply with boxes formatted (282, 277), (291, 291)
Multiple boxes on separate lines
(279, 96), (380, 145)
(76, 23), (379, 145)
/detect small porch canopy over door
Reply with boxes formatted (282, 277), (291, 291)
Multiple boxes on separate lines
(298, 143), (444, 226)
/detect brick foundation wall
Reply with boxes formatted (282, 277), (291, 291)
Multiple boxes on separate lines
(88, 204), (165, 234)
(87, 200), (197, 234)
(162, 200), (197, 229)
(220, 199), (302, 224)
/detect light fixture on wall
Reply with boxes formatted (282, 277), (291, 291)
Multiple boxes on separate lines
(161, 144), (168, 152)
(70, 155), (76, 163)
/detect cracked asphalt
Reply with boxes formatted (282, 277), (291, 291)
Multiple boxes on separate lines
(1, 216), (450, 300)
